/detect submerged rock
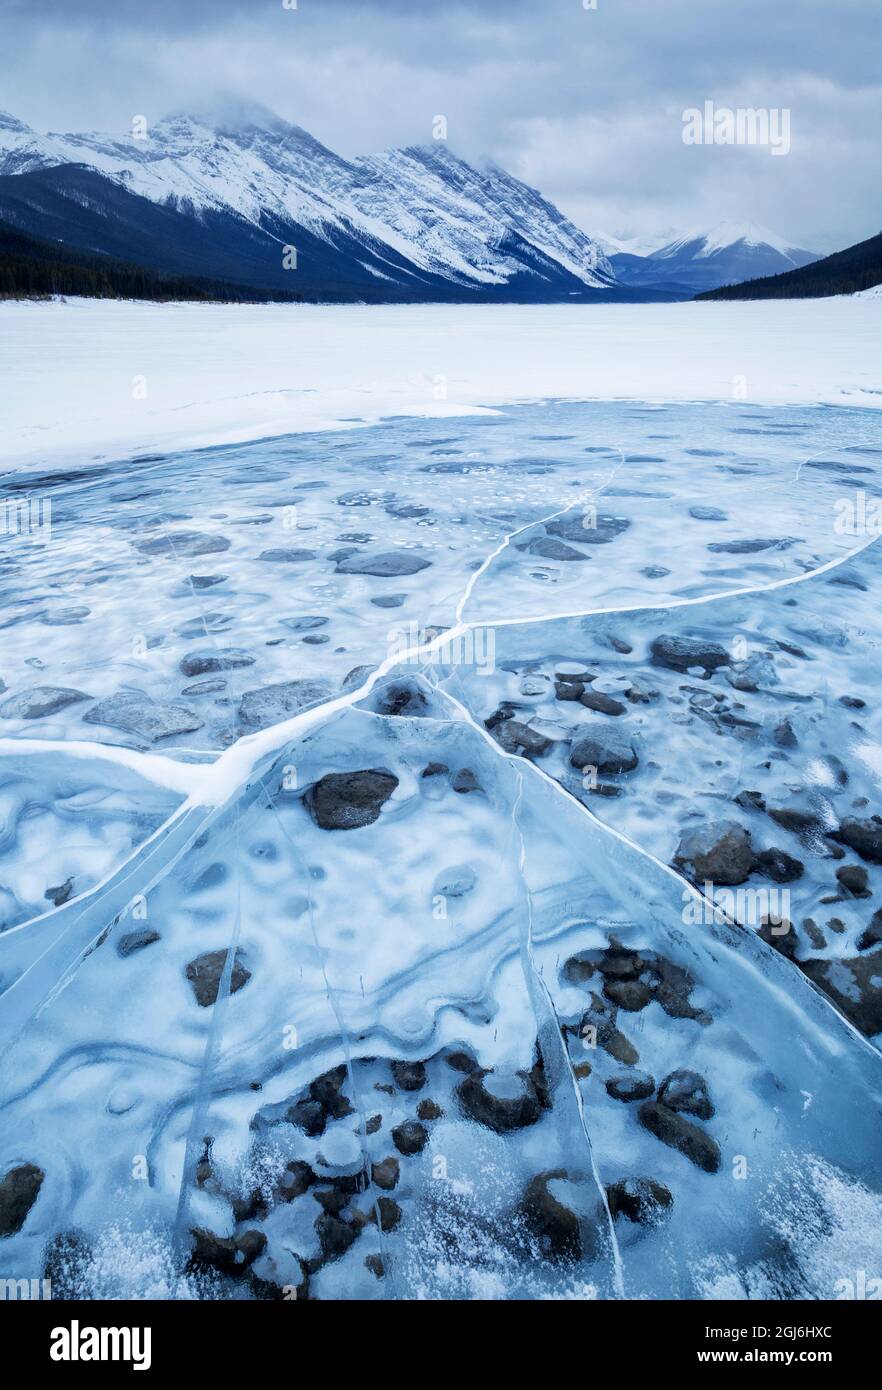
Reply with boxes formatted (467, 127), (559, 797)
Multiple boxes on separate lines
(707, 537), (798, 554)
(286, 1099), (326, 1138)
(307, 769), (399, 830)
(578, 993), (639, 1065)
(257, 548), (317, 562)
(527, 536), (589, 561)
(391, 1120), (428, 1156)
(689, 506), (727, 521)
(657, 1069), (714, 1120)
(674, 820), (753, 886)
(277, 1160), (315, 1202)
(309, 1066), (353, 1121)
(190, 1226), (266, 1274)
(520, 1170), (582, 1261)
(0, 1163), (45, 1237)
(84, 691), (203, 742)
(650, 635), (730, 675)
(370, 594), (406, 608)
(801, 950), (882, 1036)
(726, 652), (778, 692)
(0, 686), (90, 719)
(857, 912), (882, 952)
(773, 718), (798, 748)
(335, 551), (431, 577)
(185, 948), (251, 1007)
(280, 615), (329, 632)
(371, 1157), (400, 1191)
(374, 1197), (402, 1233)
(176, 612), (232, 639)
(832, 817), (882, 865)
(432, 865), (477, 899)
(451, 767), (482, 793)
(494, 720), (555, 757)
(758, 915), (799, 961)
(417, 1098), (443, 1121)
(41, 606), (90, 626)
(603, 977), (653, 1011)
(752, 847), (804, 883)
(457, 1070), (542, 1133)
(188, 574), (227, 590)
(391, 1060), (427, 1092)
(570, 729), (638, 775)
(579, 690), (626, 716)
(180, 649), (255, 677)
(239, 679), (331, 730)
(836, 864), (871, 897)
(137, 531), (230, 557)
(116, 929), (161, 958)
(638, 1102), (721, 1173)
(546, 512), (629, 545)
(371, 680), (430, 717)
(606, 1071), (655, 1102)
(606, 1177), (673, 1224)
(45, 877), (74, 907)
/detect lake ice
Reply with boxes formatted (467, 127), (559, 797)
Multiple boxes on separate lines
(2, 397), (882, 1299)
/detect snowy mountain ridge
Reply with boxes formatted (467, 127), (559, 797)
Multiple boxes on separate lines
(608, 219), (819, 295)
(0, 105), (616, 294)
(0, 106), (820, 300)
(652, 220), (811, 262)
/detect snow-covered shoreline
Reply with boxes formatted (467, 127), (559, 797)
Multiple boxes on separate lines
(1, 296), (879, 476)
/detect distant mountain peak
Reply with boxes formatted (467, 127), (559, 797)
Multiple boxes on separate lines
(159, 97), (291, 137)
(608, 218), (820, 294)
(665, 220), (803, 258)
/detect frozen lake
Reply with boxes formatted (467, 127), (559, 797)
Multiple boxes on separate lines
(2, 394), (882, 1300)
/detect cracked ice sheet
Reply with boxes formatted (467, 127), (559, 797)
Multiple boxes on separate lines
(1, 401), (876, 756)
(2, 396), (882, 1300)
(0, 697), (625, 1298)
(451, 517), (882, 1044)
(2, 686), (882, 1298)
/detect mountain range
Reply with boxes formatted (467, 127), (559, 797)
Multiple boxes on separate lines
(607, 222), (819, 296)
(697, 229), (882, 301)
(0, 105), (820, 303)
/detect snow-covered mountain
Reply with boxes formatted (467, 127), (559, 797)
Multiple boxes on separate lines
(610, 220), (819, 295)
(0, 106), (815, 302)
(0, 105), (627, 301)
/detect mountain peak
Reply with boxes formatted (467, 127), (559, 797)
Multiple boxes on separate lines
(697, 220), (798, 255)
(657, 220), (802, 259)
(158, 97), (290, 137)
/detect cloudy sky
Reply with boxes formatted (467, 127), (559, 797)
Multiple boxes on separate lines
(1, 0), (879, 251)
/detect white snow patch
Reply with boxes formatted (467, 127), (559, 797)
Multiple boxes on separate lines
(0, 297), (879, 476)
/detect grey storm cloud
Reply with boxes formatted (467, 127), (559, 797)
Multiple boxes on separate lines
(1, 0), (879, 251)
